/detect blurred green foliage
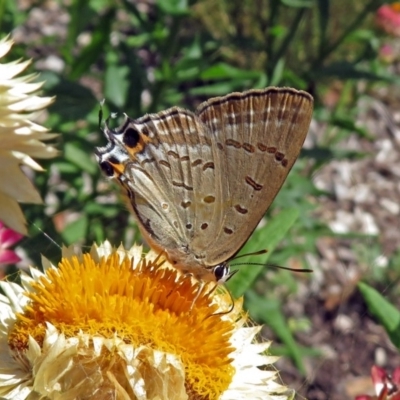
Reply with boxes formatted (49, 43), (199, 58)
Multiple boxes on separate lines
(1, 0), (396, 374)
(359, 282), (400, 349)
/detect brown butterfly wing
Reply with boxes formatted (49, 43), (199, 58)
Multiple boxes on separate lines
(96, 87), (313, 278)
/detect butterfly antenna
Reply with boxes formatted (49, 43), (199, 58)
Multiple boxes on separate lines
(230, 261), (313, 273)
(231, 248), (312, 273)
(267, 263), (313, 273)
(233, 249), (268, 260)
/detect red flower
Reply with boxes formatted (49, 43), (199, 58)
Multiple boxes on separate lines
(0, 221), (23, 265)
(356, 366), (400, 400)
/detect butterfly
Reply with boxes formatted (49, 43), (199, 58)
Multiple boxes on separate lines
(95, 87), (313, 283)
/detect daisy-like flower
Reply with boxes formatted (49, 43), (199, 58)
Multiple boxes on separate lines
(0, 242), (293, 400)
(0, 35), (58, 236)
(356, 365), (400, 400)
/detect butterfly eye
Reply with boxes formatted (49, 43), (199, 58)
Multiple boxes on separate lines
(213, 263), (231, 284)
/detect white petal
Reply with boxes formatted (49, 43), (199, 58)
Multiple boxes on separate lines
(0, 36), (13, 58)
(0, 193), (28, 235)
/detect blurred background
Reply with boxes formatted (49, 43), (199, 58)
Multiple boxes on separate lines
(2, 0), (400, 398)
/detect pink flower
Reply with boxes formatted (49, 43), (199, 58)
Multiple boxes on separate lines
(376, 4), (400, 37)
(379, 43), (396, 63)
(0, 221), (23, 265)
(355, 366), (400, 400)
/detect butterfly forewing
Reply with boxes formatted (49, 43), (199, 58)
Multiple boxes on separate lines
(96, 87), (313, 280)
(113, 108), (212, 257)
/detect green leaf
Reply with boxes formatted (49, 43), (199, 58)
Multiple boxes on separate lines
(200, 63), (261, 80)
(64, 2), (94, 62)
(280, 0), (313, 7)
(330, 114), (373, 139)
(120, 0), (149, 29)
(61, 216), (89, 244)
(269, 25), (287, 38)
(227, 208), (300, 298)
(69, 8), (116, 80)
(53, 161), (80, 174)
(120, 42), (146, 114)
(84, 202), (120, 218)
(358, 281), (400, 349)
(156, 0), (189, 15)
(315, 61), (399, 82)
(269, 58), (285, 86)
(189, 82), (249, 97)
(104, 61), (130, 108)
(246, 291), (306, 374)
(47, 77), (97, 121)
(64, 143), (98, 175)
(317, 0), (329, 49)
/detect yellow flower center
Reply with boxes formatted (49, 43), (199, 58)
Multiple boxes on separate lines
(9, 251), (236, 398)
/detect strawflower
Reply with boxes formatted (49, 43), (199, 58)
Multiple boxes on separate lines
(0, 242), (293, 399)
(356, 365), (400, 400)
(0, 35), (57, 235)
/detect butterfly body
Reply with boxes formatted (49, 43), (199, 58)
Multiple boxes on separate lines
(96, 87), (313, 282)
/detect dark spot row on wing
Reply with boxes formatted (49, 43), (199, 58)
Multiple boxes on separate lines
(234, 204), (248, 214)
(203, 195), (215, 203)
(245, 176), (263, 191)
(222, 140), (288, 165)
(141, 158), (155, 166)
(242, 143), (255, 153)
(180, 196), (214, 211)
(202, 162), (215, 171)
(225, 139), (241, 149)
(158, 158), (210, 169)
(167, 150), (180, 159)
(225, 140), (256, 153)
(159, 160), (171, 168)
(172, 181), (194, 191)
(181, 200), (191, 208)
(183, 223), (234, 236)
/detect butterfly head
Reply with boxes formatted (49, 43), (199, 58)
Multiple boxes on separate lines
(172, 258), (237, 284)
(212, 263), (237, 284)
